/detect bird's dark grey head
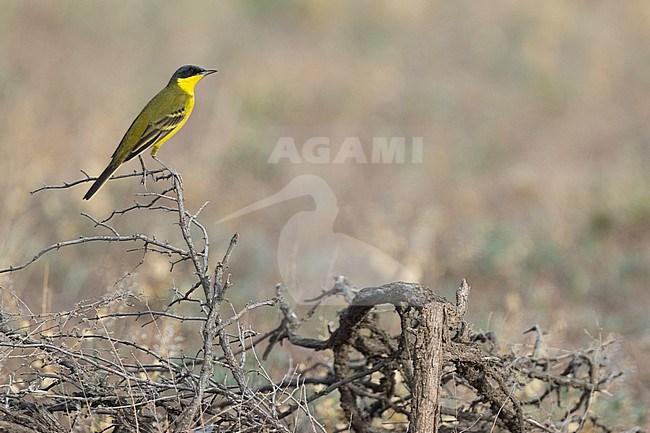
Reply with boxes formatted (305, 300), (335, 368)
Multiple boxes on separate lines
(171, 65), (217, 80)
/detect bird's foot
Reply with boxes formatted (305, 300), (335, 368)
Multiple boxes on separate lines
(138, 155), (148, 189)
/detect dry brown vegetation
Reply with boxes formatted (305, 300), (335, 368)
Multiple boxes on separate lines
(0, 171), (639, 431)
(0, 1), (648, 430)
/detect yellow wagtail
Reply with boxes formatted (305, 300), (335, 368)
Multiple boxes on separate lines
(83, 65), (217, 200)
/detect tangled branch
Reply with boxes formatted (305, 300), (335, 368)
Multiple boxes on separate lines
(0, 166), (639, 432)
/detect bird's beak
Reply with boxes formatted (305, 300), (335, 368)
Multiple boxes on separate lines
(203, 69), (218, 76)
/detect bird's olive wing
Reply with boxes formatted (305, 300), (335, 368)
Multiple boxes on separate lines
(124, 106), (187, 161)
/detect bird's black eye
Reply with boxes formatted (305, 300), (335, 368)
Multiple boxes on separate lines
(184, 66), (202, 77)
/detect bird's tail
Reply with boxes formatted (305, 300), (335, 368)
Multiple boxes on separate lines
(83, 161), (120, 200)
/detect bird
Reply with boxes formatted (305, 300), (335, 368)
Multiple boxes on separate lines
(83, 65), (217, 200)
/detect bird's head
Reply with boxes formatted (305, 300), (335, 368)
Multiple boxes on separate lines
(170, 65), (217, 92)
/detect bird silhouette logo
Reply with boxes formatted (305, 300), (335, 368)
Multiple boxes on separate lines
(217, 175), (419, 304)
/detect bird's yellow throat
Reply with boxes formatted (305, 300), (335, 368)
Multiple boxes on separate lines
(176, 74), (206, 95)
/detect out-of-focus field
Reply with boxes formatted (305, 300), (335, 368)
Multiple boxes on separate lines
(0, 1), (648, 426)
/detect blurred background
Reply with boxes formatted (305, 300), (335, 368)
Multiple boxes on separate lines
(0, 1), (648, 425)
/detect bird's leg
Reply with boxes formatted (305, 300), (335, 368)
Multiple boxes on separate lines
(152, 155), (183, 189)
(138, 155), (149, 189)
